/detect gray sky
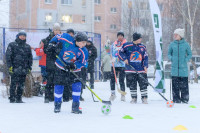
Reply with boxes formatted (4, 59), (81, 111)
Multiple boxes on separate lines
(0, 0), (9, 27)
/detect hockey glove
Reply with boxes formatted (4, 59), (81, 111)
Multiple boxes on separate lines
(69, 62), (76, 70)
(9, 67), (13, 75)
(64, 62), (76, 71)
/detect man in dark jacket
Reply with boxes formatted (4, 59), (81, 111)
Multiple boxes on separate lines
(43, 23), (61, 103)
(6, 30), (33, 103)
(83, 40), (97, 89)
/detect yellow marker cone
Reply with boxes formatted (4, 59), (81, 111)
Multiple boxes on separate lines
(173, 125), (188, 131)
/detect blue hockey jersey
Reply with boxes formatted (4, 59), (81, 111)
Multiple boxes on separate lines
(50, 33), (88, 72)
(118, 42), (148, 73)
(111, 39), (127, 67)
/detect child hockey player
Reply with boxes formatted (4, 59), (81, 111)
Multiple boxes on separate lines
(49, 32), (88, 114)
(118, 32), (148, 104)
(110, 31), (127, 101)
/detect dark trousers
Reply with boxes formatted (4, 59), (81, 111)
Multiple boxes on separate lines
(40, 66), (47, 82)
(9, 74), (26, 100)
(110, 67), (125, 92)
(126, 73), (148, 99)
(45, 69), (55, 100)
(103, 72), (111, 81)
(82, 67), (94, 88)
(172, 76), (189, 103)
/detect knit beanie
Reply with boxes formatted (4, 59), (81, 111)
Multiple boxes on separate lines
(16, 30), (26, 38)
(133, 32), (142, 41)
(53, 23), (61, 31)
(174, 28), (185, 38)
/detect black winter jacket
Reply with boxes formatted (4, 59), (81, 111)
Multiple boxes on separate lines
(86, 43), (97, 72)
(6, 38), (33, 75)
(43, 33), (57, 71)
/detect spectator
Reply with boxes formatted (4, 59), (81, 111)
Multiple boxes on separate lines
(6, 30), (33, 103)
(168, 28), (192, 104)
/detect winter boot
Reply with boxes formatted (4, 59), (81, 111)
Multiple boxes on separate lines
(9, 97), (15, 103)
(15, 97), (24, 103)
(130, 98), (137, 104)
(44, 98), (49, 103)
(109, 94), (116, 101)
(71, 102), (82, 114)
(121, 94), (125, 102)
(90, 84), (94, 89)
(142, 97), (148, 104)
(54, 102), (62, 113)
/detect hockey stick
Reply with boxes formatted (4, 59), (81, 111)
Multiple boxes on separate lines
(128, 64), (168, 101)
(56, 55), (111, 105)
(110, 55), (127, 95)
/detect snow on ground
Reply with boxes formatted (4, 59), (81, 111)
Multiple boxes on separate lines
(0, 79), (200, 133)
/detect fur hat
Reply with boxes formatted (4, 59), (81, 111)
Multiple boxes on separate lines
(174, 28), (185, 38)
(53, 23), (61, 31)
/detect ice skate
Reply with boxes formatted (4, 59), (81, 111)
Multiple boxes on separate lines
(109, 94), (116, 101)
(142, 97), (148, 104)
(121, 94), (125, 102)
(54, 102), (61, 113)
(71, 102), (82, 114)
(130, 98), (137, 104)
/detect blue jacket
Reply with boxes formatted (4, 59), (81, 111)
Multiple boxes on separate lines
(118, 42), (148, 73)
(50, 33), (88, 72)
(111, 39), (127, 67)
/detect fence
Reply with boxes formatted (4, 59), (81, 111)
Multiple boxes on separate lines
(0, 27), (102, 80)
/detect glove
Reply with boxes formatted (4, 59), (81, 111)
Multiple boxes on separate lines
(64, 62), (76, 71)
(9, 67), (13, 75)
(69, 62), (76, 70)
(28, 69), (31, 74)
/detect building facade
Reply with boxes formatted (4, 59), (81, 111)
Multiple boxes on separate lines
(9, 0), (94, 32)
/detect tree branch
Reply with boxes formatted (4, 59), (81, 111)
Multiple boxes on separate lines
(175, 0), (191, 24)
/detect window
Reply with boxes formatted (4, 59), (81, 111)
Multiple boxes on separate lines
(94, 0), (101, 4)
(62, 15), (73, 23)
(82, 0), (86, 7)
(110, 8), (117, 13)
(94, 16), (101, 22)
(45, 0), (52, 4)
(82, 16), (86, 23)
(45, 13), (52, 22)
(110, 24), (116, 30)
(61, 0), (72, 5)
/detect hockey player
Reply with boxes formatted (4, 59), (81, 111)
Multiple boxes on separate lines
(49, 32), (88, 114)
(110, 31), (127, 101)
(118, 32), (148, 104)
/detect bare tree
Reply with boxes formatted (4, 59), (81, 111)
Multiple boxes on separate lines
(175, 0), (199, 50)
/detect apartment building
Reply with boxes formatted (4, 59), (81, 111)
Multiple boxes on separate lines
(9, 0), (94, 32)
